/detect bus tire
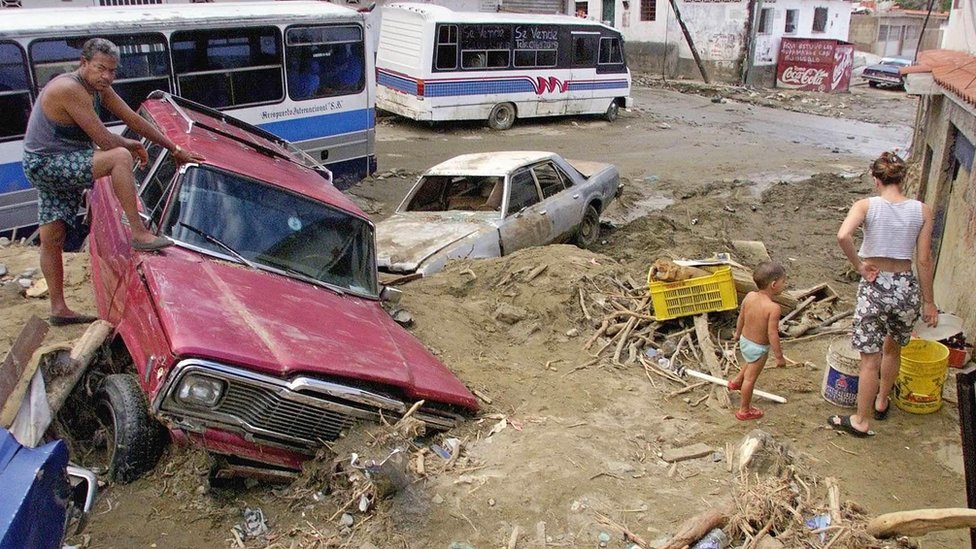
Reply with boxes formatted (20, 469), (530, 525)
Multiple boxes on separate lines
(573, 204), (601, 249)
(488, 103), (516, 130)
(605, 100), (619, 122)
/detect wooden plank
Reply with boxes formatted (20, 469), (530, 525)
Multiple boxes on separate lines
(693, 314), (733, 408)
(0, 316), (49, 427)
(662, 443), (714, 463)
(47, 321), (114, 414)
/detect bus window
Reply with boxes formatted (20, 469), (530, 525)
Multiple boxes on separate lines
(29, 34), (171, 123)
(0, 42), (31, 140)
(172, 27), (283, 109)
(460, 25), (510, 70)
(572, 34), (597, 67)
(599, 37), (623, 65)
(434, 25), (458, 70)
(286, 25), (364, 101)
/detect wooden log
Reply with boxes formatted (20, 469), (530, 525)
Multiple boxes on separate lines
(778, 295), (817, 332)
(693, 315), (732, 408)
(730, 267), (797, 312)
(826, 477), (842, 524)
(867, 508), (976, 538)
(818, 309), (854, 328)
(46, 321), (114, 414)
(661, 504), (732, 549)
(0, 316), (50, 428)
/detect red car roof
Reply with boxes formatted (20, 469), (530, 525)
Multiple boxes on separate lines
(140, 98), (367, 219)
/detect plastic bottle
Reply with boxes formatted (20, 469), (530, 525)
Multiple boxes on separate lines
(690, 528), (728, 549)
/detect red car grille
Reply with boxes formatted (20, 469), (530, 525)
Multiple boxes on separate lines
(218, 384), (359, 445)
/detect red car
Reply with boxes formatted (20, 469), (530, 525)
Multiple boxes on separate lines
(86, 92), (478, 482)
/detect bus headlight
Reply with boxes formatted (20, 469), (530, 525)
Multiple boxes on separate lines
(176, 374), (226, 408)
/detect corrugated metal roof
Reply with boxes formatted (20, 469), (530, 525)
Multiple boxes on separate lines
(909, 49), (976, 106)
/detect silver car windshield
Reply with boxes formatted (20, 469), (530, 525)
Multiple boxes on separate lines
(405, 175), (504, 213)
(162, 166), (377, 296)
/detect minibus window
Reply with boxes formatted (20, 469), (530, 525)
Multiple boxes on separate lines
(0, 42), (31, 140)
(30, 34), (171, 124)
(435, 25), (458, 70)
(513, 25), (558, 68)
(172, 27), (283, 109)
(599, 37), (623, 64)
(286, 25), (364, 100)
(572, 35), (597, 67)
(460, 25), (511, 70)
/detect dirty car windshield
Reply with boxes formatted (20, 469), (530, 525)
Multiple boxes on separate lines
(162, 166), (377, 295)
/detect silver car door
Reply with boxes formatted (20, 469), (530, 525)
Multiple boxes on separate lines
(497, 168), (554, 255)
(533, 161), (580, 242)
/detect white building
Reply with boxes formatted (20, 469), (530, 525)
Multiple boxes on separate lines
(573, 0), (852, 83)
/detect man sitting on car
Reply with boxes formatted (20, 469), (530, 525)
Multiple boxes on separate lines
(22, 37), (204, 326)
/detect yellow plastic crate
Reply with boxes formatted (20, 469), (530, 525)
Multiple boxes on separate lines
(647, 265), (738, 321)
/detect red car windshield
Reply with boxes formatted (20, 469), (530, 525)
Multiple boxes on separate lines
(162, 166), (377, 296)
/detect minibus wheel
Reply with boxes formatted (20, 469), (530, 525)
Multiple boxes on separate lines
(605, 101), (619, 122)
(488, 103), (516, 130)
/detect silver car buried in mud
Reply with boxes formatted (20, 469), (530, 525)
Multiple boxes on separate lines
(376, 151), (620, 276)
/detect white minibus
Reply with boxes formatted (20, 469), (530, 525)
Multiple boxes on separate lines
(0, 1), (375, 235)
(375, 3), (632, 130)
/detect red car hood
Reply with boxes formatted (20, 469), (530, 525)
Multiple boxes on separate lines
(139, 253), (478, 410)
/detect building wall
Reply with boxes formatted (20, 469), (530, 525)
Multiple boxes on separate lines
(574, 0), (850, 82)
(912, 92), (976, 338)
(943, 0), (976, 53)
(849, 13), (878, 52)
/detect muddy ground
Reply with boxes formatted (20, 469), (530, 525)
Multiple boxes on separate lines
(1, 80), (968, 548)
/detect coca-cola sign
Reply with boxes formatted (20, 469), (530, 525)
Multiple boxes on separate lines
(780, 66), (829, 87)
(776, 38), (854, 93)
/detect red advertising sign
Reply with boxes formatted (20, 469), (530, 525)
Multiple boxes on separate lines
(776, 38), (854, 93)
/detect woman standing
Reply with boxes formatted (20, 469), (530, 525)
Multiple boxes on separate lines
(829, 152), (939, 437)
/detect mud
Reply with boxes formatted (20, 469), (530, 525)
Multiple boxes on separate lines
(1, 79), (967, 548)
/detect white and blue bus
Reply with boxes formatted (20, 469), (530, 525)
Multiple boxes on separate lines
(0, 1), (376, 235)
(375, 3), (631, 131)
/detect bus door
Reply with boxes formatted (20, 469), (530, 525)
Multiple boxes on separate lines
(569, 31), (599, 114)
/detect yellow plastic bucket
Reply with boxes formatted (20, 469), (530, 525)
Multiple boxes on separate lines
(893, 339), (950, 414)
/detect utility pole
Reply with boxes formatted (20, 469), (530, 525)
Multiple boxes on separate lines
(914, 0), (938, 64)
(741, 0), (764, 85)
(668, 0), (710, 83)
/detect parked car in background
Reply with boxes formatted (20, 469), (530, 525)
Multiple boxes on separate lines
(86, 92), (478, 483)
(376, 151), (620, 276)
(860, 57), (911, 89)
(0, 429), (96, 549)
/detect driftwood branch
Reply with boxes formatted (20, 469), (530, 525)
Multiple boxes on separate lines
(867, 508), (976, 538)
(661, 503), (733, 549)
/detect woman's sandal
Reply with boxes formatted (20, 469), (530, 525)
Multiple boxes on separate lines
(735, 407), (764, 421)
(727, 379), (742, 391)
(827, 415), (875, 437)
(873, 399), (891, 421)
